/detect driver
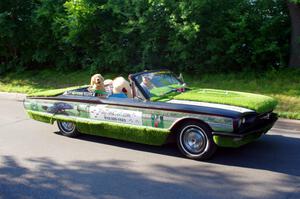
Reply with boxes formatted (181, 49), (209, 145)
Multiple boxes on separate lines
(140, 76), (153, 97)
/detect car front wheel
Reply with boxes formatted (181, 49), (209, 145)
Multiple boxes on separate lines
(177, 121), (217, 160)
(57, 121), (80, 137)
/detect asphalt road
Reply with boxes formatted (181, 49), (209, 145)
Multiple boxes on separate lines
(1, 94), (300, 199)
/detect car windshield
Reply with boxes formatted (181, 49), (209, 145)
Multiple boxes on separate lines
(135, 71), (185, 98)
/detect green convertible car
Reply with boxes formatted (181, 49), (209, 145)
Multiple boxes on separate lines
(24, 69), (278, 160)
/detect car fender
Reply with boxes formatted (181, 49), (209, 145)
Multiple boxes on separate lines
(169, 117), (213, 133)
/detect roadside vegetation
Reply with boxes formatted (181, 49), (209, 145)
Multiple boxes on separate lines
(0, 68), (299, 119)
(0, 0), (293, 74)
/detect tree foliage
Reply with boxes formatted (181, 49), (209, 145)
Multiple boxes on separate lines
(0, 0), (291, 74)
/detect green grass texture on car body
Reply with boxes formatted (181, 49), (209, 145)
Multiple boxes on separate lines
(213, 132), (262, 148)
(151, 87), (278, 113)
(173, 89), (277, 113)
(26, 110), (170, 145)
(1, 68), (300, 119)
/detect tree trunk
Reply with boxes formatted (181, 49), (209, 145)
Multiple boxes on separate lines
(288, 2), (300, 68)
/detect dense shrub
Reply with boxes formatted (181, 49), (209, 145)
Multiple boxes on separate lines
(0, 0), (291, 74)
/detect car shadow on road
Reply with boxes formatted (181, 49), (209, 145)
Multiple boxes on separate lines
(54, 131), (300, 177)
(54, 130), (183, 157)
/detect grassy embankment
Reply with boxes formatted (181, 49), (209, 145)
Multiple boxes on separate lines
(0, 68), (299, 119)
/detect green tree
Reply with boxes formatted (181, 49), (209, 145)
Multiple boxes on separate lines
(0, 0), (293, 73)
(0, 0), (37, 73)
(31, 0), (68, 69)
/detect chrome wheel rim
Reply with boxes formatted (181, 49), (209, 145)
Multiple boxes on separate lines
(182, 127), (207, 154)
(60, 121), (75, 133)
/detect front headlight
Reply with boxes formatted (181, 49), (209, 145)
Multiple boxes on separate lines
(233, 117), (248, 129)
(237, 117), (246, 128)
(241, 117), (246, 124)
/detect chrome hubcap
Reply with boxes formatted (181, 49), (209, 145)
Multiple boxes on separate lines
(183, 127), (206, 154)
(60, 122), (75, 133)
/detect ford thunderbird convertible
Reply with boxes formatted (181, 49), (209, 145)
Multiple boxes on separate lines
(24, 69), (278, 160)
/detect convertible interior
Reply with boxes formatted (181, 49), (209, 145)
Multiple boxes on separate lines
(64, 70), (186, 101)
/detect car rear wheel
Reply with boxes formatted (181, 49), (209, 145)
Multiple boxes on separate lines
(177, 121), (217, 160)
(57, 121), (80, 137)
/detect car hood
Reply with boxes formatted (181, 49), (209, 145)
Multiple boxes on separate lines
(168, 88), (277, 114)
